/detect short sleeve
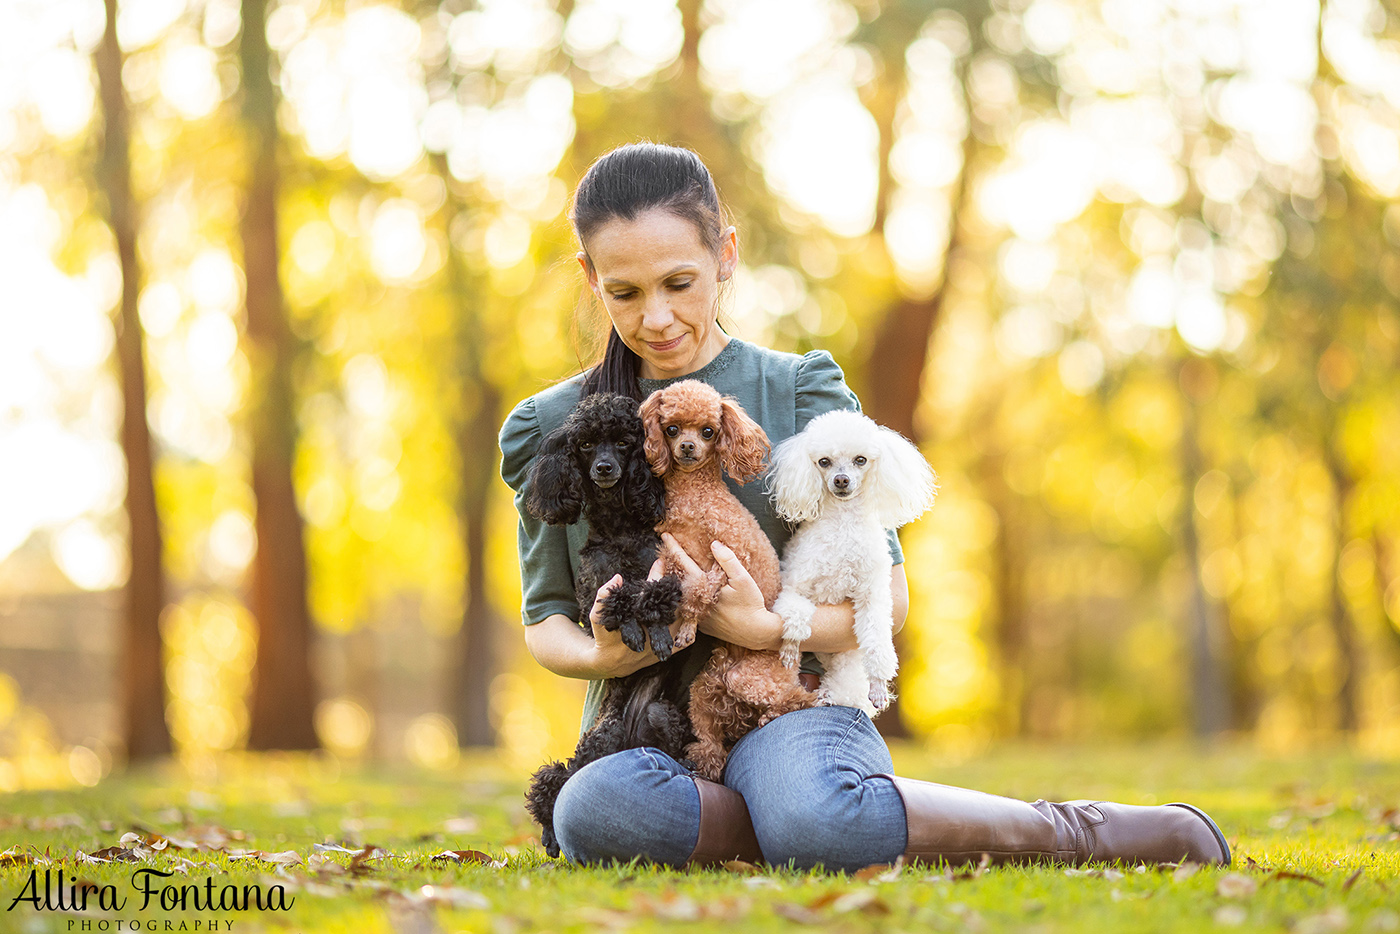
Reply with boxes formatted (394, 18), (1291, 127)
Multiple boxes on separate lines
(792, 349), (905, 566)
(499, 398), (582, 625)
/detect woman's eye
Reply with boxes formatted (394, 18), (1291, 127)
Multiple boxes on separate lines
(818, 457), (831, 469)
(665, 425), (679, 437)
(669, 280), (693, 291)
(701, 427), (714, 439)
(854, 456), (867, 466)
(610, 291), (636, 301)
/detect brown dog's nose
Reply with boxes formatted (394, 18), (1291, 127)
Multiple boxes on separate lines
(680, 440), (695, 457)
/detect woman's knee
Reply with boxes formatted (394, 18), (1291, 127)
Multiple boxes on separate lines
(552, 747), (700, 867)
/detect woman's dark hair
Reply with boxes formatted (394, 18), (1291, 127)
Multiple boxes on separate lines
(574, 143), (727, 400)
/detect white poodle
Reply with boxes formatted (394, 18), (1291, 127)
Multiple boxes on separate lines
(767, 410), (937, 716)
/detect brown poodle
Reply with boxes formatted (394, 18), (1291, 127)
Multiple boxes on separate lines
(640, 380), (815, 781)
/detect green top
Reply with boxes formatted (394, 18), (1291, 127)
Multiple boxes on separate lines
(498, 337), (904, 731)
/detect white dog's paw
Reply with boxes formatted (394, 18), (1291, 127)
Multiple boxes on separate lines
(779, 640), (802, 670)
(868, 681), (892, 712)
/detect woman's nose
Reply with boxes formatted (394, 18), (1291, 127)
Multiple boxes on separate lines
(641, 297), (674, 332)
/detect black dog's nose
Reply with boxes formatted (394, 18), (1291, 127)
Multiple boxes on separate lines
(833, 474), (849, 489)
(594, 461), (614, 475)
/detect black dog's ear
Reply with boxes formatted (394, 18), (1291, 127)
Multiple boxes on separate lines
(623, 451), (666, 527)
(525, 427), (584, 525)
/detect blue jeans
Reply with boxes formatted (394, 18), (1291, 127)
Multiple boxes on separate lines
(551, 705), (908, 872)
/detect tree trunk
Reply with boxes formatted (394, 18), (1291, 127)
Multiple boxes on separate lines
(96, 0), (172, 762)
(1177, 360), (1232, 737)
(241, 0), (318, 750)
(1324, 442), (1361, 732)
(861, 99), (977, 741)
(431, 156), (502, 747)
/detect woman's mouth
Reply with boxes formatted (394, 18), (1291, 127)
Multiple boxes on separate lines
(646, 335), (684, 352)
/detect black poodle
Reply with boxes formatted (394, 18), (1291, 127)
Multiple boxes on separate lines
(523, 392), (681, 658)
(522, 392), (695, 858)
(523, 652), (705, 858)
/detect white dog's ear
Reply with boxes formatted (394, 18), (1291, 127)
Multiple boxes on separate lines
(767, 431), (826, 523)
(869, 427), (937, 528)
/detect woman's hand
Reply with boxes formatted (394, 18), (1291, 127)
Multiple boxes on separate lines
(661, 533), (782, 651)
(523, 565), (687, 680)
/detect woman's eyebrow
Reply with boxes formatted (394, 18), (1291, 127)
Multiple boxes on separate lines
(601, 263), (699, 287)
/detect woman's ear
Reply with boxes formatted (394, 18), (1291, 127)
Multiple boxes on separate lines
(578, 251), (600, 298)
(525, 427), (585, 525)
(717, 226), (738, 282)
(639, 392), (671, 476)
(717, 396), (769, 483)
(767, 432), (825, 523)
(869, 427), (938, 529)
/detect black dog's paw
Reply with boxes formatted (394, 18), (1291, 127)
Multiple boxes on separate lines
(679, 759), (698, 772)
(541, 826), (561, 859)
(648, 624), (674, 661)
(619, 620), (647, 652)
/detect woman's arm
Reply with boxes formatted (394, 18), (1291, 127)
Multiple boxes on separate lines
(668, 535), (909, 652)
(522, 575), (687, 680)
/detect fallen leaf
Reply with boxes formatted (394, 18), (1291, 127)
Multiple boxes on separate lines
(313, 843), (364, 854)
(0, 848), (30, 867)
(1172, 862), (1201, 882)
(84, 846), (139, 863)
(1269, 870), (1324, 887)
(1294, 907), (1348, 934)
(742, 876), (780, 889)
(1214, 905), (1248, 926)
(830, 890), (889, 915)
(1216, 874), (1258, 898)
(721, 859), (760, 874)
(262, 850), (303, 865)
(1343, 869), (1363, 891)
(429, 850), (504, 868)
(772, 903), (821, 924)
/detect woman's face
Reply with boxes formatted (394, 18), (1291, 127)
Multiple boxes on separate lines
(579, 208), (738, 381)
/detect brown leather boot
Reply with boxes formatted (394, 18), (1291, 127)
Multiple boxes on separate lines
(686, 778), (764, 867)
(881, 775), (1230, 867)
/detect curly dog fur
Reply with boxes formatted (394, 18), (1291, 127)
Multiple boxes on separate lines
(522, 392), (690, 858)
(768, 409), (936, 716)
(524, 392), (682, 657)
(640, 380), (815, 782)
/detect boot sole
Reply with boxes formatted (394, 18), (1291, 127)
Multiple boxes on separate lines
(1166, 802), (1231, 866)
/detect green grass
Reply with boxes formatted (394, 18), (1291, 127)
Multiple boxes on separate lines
(1, 743), (1398, 933)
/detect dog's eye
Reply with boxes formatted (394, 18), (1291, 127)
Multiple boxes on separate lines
(818, 457), (831, 469)
(665, 425), (679, 438)
(580, 442), (595, 452)
(854, 456), (867, 466)
(701, 427), (714, 439)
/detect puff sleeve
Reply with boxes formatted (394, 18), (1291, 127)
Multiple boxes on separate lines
(499, 398), (582, 625)
(793, 349), (905, 566)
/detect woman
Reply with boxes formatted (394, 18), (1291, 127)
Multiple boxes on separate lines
(499, 142), (1229, 872)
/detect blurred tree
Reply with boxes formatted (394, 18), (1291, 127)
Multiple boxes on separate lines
(240, 0), (318, 750)
(94, 0), (172, 761)
(432, 151), (502, 748)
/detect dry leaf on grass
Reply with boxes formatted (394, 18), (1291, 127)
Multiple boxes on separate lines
(772, 903), (822, 924)
(0, 847), (30, 867)
(1343, 868), (1364, 891)
(1172, 862), (1201, 882)
(853, 857), (904, 882)
(80, 846), (139, 863)
(429, 850), (505, 868)
(1216, 874), (1258, 898)
(1269, 870), (1324, 886)
(720, 859), (760, 874)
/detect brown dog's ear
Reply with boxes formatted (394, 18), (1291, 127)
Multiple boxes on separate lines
(639, 391), (671, 476)
(717, 395), (770, 483)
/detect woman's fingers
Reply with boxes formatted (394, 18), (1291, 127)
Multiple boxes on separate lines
(709, 541), (748, 584)
(661, 532), (704, 578)
(647, 556), (665, 582)
(588, 574), (624, 630)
